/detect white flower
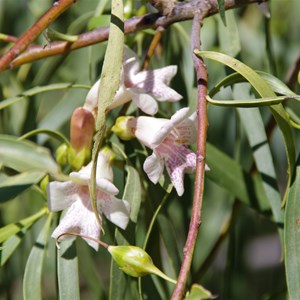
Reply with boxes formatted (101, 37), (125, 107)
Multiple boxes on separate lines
(47, 148), (130, 250)
(112, 107), (207, 196)
(84, 47), (182, 115)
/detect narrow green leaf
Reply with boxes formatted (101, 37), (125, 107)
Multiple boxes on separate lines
(0, 171), (45, 202)
(196, 50), (295, 225)
(284, 156), (300, 300)
(0, 83), (90, 110)
(209, 71), (296, 98)
(23, 213), (52, 300)
(216, 0), (226, 26)
(206, 95), (299, 107)
(57, 239), (80, 300)
(197, 51), (296, 187)
(91, 0), (124, 241)
(0, 135), (59, 175)
(0, 207), (48, 243)
(1, 228), (29, 266)
(123, 166), (142, 223)
(95, 0), (124, 128)
(234, 85), (284, 229)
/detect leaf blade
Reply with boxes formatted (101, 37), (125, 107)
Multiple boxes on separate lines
(23, 213), (52, 300)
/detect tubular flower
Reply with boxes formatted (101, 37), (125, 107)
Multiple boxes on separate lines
(84, 47), (182, 116)
(112, 107), (207, 196)
(47, 148), (130, 250)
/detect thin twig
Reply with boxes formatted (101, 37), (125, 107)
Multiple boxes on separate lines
(171, 10), (208, 300)
(1, 0), (262, 71)
(0, 0), (76, 72)
(285, 51), (300, 89)
(141, 26), (165, 70)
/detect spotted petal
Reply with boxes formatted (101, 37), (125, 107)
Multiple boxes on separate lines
(143, 152), (164, 184)
(130, 66), (182, 102)
(51, 190), (101, 251)
(159, 143), (197, 196)
(151, 107), (191, 147)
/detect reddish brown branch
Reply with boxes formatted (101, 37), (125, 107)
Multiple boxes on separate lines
(171, 10), (209, 300)
(0, 0), (76, 72)
(1, 0), (262, 71)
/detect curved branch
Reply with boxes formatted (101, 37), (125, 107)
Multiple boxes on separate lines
(0, 0), (76, 72)
(2, 0), (262, 71)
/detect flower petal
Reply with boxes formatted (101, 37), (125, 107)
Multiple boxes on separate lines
(131, 116), (168, 148)
(123, 46), (140, 76)
(98, 195), (131, 230)
(96, 178), (119, 195)
(51, 192), (101, 251)
(151, 107), (191, 147)
(143, 152), (164, 184)
(130, 66), (182, 102)
(107, 87), (132, 111)
(84, 79), (100, 113)
(47, 181), (79, 211)
(160, 143), (197, 196)
(131, 92), (158, 115)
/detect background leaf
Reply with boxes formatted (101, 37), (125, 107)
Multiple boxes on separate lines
(0, 135), (59, 175)
(57, 238), (80, 300)
(0, 171), (45, 202)
(0, 208), (48, 243)
(284, 155), (300, 300)
(23, 213), (52, 300)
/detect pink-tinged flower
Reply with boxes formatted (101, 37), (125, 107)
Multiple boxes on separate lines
(47, 148), (130, 250)
(112, 108), (207, 196)
(84, 47), (182, 116)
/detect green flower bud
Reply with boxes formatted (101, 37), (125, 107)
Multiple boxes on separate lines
(108, 245), (176, 284)
(111, 116), (135, 141)
(40, 175), (50, 194)
(55, 143), (69, 166)
(68, 146), (90, 171)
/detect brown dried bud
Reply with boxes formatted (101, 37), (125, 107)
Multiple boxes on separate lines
(70, 107), (95, 152)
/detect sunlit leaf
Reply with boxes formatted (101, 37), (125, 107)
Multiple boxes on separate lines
(284, 156), (300, 300)
(91, 0), (124, 245)
(0, 207), (48, 243)
(23, 213), (52, 300)
(57, 238), (80, 300)
(206, 94), (299, 107)
(0, 135), (59, 175)
(209, 71), (296, 97)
